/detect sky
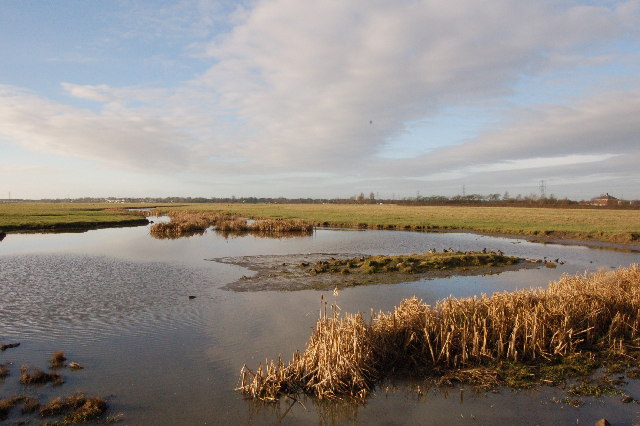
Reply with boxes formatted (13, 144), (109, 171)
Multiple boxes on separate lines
(1, 0), (639, 200)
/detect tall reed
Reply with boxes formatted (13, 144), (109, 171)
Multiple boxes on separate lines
(150, 210), (313, 238)
(238, 265), (640, 401)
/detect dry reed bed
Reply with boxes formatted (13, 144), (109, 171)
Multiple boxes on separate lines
(238, 264), (640, 401)
(149, 210), (313, 238)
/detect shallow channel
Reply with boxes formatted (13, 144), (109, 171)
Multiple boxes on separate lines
(1, 222), (640, 424)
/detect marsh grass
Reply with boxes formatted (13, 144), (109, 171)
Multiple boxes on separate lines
(0, 202), (150, 232)
(0, 363), (9, 378)
(238, 265), (640, 401)
(39, 392), (107, 423)
(0, 396), (23, 420)
(170, 203), (640, 245)
(19, 365), (63, 386)
(149, 210), (313, 239)
(0, 396), (40, 420)
(0, 342), (20, 351)
(50, 351), (66, 369)
(307, 251), (521, 276)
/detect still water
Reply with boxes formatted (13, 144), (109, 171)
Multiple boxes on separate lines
(1, 222), (640, 425)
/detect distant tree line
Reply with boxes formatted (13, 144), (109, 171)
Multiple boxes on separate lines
(2, 194), (638, 209)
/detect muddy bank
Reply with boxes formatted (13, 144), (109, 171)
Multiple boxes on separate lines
(211, 252), (540, 292)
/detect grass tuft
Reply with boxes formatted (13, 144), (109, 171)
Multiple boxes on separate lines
(40, 392), (107, 423)
(238, 264), (640, 401)
(149, 210), (313, 239)
(50, 351), (66, 368)
(19, 365), (63, 386)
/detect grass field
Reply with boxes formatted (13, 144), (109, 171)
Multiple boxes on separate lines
(158, 203), (640, 245)
(0, 203), (150, 232)
(2, 202), (639, 245)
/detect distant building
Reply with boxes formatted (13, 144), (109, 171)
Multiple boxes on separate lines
(590, 193), (621, 207)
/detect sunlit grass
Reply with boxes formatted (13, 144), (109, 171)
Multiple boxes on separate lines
(163, 203), (640, 244)
(238, 265), (640, 401)
(0, 203), (151, 232)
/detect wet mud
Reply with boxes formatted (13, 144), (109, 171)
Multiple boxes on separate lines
(211, 252), (540, 292)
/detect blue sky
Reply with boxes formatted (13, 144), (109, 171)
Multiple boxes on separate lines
(1, 0), (639, 199)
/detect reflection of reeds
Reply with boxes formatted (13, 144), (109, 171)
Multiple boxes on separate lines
(238, 265), (640, 401)
(150, 210), (313, 239)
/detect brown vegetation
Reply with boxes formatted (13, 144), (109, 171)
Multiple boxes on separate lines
(0, 362), (9, 378)
(306, 251), (521, 276)
(50, 351), (67, 368)
(0, 396), (23, 420)
(19, 365), (63, 385)
(0, 396), (40, 420)
(40, 393), (107, 423)
(0, 342), (20, 351)
(149, 210), (313, 239)
(238, 264), (640, 401)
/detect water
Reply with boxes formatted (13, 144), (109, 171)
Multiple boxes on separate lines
(1, 223), (639, 424)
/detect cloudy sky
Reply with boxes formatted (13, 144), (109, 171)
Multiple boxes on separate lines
(1, 0), (639, 200)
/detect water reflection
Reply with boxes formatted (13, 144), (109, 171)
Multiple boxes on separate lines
(0, 225), (639, 424)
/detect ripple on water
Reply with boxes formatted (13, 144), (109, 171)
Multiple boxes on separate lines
(0, 254), (217, 343)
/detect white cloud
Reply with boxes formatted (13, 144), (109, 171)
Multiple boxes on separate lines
(0, 85), (191, 171)
(1, 0), (639, 197)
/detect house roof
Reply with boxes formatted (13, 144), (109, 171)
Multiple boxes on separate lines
(591, 193), (618, 201)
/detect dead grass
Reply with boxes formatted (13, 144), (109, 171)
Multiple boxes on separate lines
(50, 351), (66, 368)
(40, 392), (107, 423)
(0, 396), (40, 420)
(150, 210), (313, 239)
(0, 342), (20, 351)
(238, 264), (640, 401)
(19, 365), (63, 386)
(307, 250), (522, 275)
(0, 396), (23, 420)
(0, 362), (9, 378)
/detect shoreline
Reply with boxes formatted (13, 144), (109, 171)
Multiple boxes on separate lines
(315, 225), (640, 252)
(2, 221), (638, 252)
(0, 218), (150, 234)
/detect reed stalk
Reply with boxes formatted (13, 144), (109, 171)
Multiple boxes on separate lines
(238, 265), (640, 401)
(149, 210), (313, 238)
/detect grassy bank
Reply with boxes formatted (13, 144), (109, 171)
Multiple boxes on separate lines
(160, 203), (640, 245)
(238, 264), (640, 402)
(0, 203), (151, 233)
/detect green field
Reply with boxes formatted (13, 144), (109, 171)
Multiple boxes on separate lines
(0, 203), (150, 232)
(2, 202), (639, 245)
(157, 203), (640, 245)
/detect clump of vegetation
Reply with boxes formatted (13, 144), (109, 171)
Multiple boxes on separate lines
(0, 342), (20, 351)
(0, 396), (23, 420)
(50, 351), (66, 368)
(306, 250), (521, 276)
(0, 396), (40, 420)
(238, 264), (640, 401)
(0, 362), (9, 378)
(568, 376), (626, 397)
(40, 393), (108, 423)
(149, 210), (313, 239)
(21, 396), (40, 414)
(19, 365), (63, 386)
